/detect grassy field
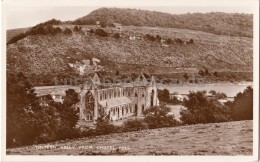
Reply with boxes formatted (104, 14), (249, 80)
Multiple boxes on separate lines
(6, 120), (253, 155)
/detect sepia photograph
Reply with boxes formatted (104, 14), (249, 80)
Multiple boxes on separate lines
(1, 0), (259, 162)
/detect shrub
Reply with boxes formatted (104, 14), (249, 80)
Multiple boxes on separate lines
(156, 35), (161, 41)
(113, 33), (120, 39)
(55, 89), (80, 140)
(7, 32), (28, 45)
(73, 25), (82, 32)
(95, 28), (109, 37)
(168, 96), (182, 105)
(198, 70), (205, 76)
(229, 86), (253, 121)
(7, 72), (74, 147)
(183, 73), (189, 80)
(144, 34), (156, 41)
(175, 38), (184, 44)
(95, 108), (118, 135)
(158, 89), (170, 103)
(165, 38), (173, 44)
(204, 68), (209, 75)
(188, 39), (194, 44)
(122, 119), (147, 132)
(54, 27), (62, 34)
(63, 28), (73, 35)
(180, 91), (231, 124)
(89, 29), (94, 34)
(144, 106), (179, 129)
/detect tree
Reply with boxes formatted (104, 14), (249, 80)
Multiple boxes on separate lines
(73, 25), (80, 32)
(156, 35), (161, 41)
(7, 32), (28, 45)
(198, 70), (205, 76)
(213, 71), (218, 77)
(175, 38), (184, 44)
(63, 28), (72, 35)
(168, 96), (182, 105)
(95, 28), (109, 37)
(122, 119), (146, 132)
(95, 108), (117, 135)
(113, 33), (120, 39)
(205, 68), (209, 75)
(214, 92), (227, 100)
(54, 27), (62, 34)
(188, 39), (194, 44)
(34, 95), (61, 143)
(158, 89), (170, 103)
(115, 70), (120, 76)
(230, 86), (253, 121)
(144, 106), (179, 129)
(180, 91), (230, 124)
(56, 89), (80, 139)
(166, 38), (173, 44)
(7, 72), (49, 146)
(183, 73), (189, 80)
(209, 90), (216, 95)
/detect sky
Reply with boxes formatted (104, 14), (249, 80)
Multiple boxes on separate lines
(6, 5), (255, 29)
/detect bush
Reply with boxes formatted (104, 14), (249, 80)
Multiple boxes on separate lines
(89, 29), (94, 34)
(7, 25), (63, 45)
(165, 38), (173, 44)
(168, 96), (182, 105)
(122, 119), (147, 132)
(7, 32), (28, 45)
(188, 39), (194, 44)
(6, 72), (76, 147)
(198, 70), (205, 76)
(229, 86), (253, 121)
(113, 33), (120, 39)
(144, 106), (179, 129)
(205, 68), (209, 75)
(175, 38), (184, 44)
(95, 108), (118, 135)
(158, 89), (170, 103)
(180, 91), (231, 124)
(63, 28), (73, 35)
(95, 28), (109, 37)
(156, 35), (161, 41)
(54, 27), (62, 34)
(144, 34), (156, 41)
(55, 89), (80, 140)
(73, 25), (82, 32)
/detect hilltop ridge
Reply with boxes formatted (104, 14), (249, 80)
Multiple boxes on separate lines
(73, 8), (253, 37)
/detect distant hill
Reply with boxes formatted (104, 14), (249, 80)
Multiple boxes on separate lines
(73, 8), (253, 37)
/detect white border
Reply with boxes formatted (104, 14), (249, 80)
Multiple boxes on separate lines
(1, 0), (259, 162)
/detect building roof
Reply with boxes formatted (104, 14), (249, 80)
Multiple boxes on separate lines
(35, 85), (80, 96)
(98, 97), (132, 108)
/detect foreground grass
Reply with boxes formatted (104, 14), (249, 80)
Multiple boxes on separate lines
(6, 120), (253, 155)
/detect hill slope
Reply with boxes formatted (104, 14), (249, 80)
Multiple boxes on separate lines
(6, 8), (253, 84)
(7, 25), (253, 75)
(6, 120), (253, 155)
(73, 8), (253, 37)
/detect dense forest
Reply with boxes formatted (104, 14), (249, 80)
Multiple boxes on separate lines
(73, 8), (253, 37)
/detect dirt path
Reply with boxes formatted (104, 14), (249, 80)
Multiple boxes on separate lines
(6, 120), (253, 155)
